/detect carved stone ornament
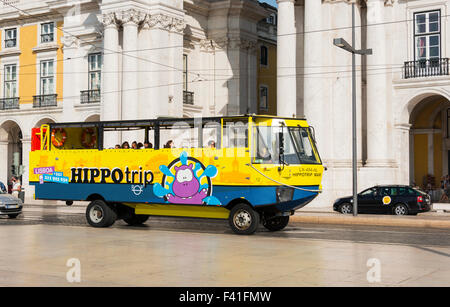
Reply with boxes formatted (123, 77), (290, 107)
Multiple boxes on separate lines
(144, 14), (186, 33)
(116, 9), (146, 26)
(324, 0), (395, 5)
(101, 12), (117, 27)
(61, 35), (79, 48)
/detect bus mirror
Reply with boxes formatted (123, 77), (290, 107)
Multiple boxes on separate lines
(278, 132), (284, 156)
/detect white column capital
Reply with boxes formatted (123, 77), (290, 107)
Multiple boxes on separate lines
(144, 14), (185, 34)
(116, 8), (146, 27)
(101, 12), (118, 29)
(364, 0), (395, 7)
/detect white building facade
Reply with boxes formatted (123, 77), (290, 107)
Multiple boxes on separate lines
(278, 0), (450, 207)
(0, 0), (271, 200)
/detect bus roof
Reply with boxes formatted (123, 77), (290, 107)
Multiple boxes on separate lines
(48, 114), (308, 129)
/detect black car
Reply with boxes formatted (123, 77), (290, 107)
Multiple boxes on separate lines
(333, 185), (431, 215)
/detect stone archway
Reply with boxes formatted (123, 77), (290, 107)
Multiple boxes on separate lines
(409, 94), (450, 199)
(0, 120), (23, 192)
(34, 117), (56, 128)
(85, 114), (100, 123)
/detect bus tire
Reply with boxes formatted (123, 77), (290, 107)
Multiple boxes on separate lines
(124, 214), (149, 226)
(263, 216), (289, 232)
(86, 200), (117, 228)
(228, 203), (260, 235)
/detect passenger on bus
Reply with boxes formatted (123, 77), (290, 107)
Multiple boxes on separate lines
(208, 140), (216, 148)
(132, 141), (138, 149)
(137, 143), (143, 149)
(115, 144), (121, 149)
(122, 142), (130, 149)
(144, 142), (153, 149)
(164, 140), (174, 148)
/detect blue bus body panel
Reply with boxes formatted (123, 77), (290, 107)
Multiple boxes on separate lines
(31, 182), (319, 212)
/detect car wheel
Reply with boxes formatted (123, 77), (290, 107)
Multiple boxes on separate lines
(393, 204), (408, 216)
(8, 214), (20, 219)
(339, 203), (353, 214)
(263, 216), (289, 232)
(229, 203), (260, 235)
(86, 200), (117, 228)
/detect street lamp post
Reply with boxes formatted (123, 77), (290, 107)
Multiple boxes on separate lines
(333, 4), (372, 217)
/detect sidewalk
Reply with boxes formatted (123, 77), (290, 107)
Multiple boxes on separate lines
(292, 206), (450, 229)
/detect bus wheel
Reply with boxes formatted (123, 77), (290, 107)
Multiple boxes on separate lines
(263, 216), (290, 232)
(124, 214), (149, 226)
(86, 200), (117, 228)
(229, 203), (260, 235)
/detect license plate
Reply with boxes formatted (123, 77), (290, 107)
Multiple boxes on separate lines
(5, 205), (18, 209)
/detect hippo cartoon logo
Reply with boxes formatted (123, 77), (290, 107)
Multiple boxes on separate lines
(153, 151), (221, 205)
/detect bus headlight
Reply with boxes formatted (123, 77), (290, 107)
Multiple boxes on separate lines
(276, 187), (294, 203)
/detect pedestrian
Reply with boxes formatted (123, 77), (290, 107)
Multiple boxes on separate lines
(0, 181), (6, 193)
(439, 176), (449, 202)
(11, 177), (21, 199)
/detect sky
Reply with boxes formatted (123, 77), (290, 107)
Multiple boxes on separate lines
(259, 0), (277, 7)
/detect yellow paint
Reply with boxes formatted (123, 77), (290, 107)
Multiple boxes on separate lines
(19, 24), (37, 104)
(131, 203), (230, 219)
(434, 133), (443, 179)
(29, 119), (324, 188)
(56, 21), (64, 103)
(413, 100), (442, 129)
(414, 134), (428, 187)
(258, 43), (277, 116)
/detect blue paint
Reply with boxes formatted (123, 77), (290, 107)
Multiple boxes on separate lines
(32, 181), (319, 212)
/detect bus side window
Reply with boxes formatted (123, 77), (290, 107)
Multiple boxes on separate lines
(223, 121), (248, 148)
(203, 121), (221, 149)
(159, 121), (199, 149)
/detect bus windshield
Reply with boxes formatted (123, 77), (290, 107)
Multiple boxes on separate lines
(253, 125), (321, 165)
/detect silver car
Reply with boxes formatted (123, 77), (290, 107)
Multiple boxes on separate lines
(0, 190), (23, 219)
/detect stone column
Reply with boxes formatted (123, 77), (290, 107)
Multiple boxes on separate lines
(101, 12), (121, 147)
(365, 0), (390, 167)
(303, 0), (324, 151)
(21, 138), (32, 202)
(0, 141), (8, 185)
(117, 9), (145, 143)
(395, 123), (412, 184)
(61, 36), (81, 122)
(247, 42), (258, 114)
(118, 9), (145, 122)
(168, 17), (185, 118)
(277, 0), (297, 118)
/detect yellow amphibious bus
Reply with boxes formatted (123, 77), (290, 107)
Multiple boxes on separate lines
(29, 115), (324, 235)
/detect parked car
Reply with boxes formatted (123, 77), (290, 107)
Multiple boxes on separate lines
(333, 185), (431, 215)
(0, 188), (23, 219)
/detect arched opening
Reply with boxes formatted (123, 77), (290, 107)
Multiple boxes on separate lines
(0, 120), (23, 193)
(85, 114), (100, 123)
(409, 94), (450, 199)
(34, 117), (56, 128)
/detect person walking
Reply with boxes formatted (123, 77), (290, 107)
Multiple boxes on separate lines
(11, 177), (21, 198)
(439, 176), (449, 202)
(0, 181), (6, 193)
